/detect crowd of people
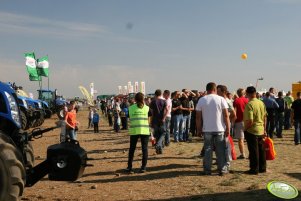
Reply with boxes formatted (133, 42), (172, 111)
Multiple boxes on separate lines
(80, 83), (300, 176)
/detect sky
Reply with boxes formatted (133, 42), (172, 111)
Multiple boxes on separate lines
(0, 0), (301, 98)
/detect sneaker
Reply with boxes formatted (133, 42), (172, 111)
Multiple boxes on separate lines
(138, 168), (146, 173)
(237, 155), (246, 159)
(156, 148), (163, 154)
(125, 168), (134, 174)
(219, 170), (229, 176)
(245, 170), (258, 175)
(201, 171), (212, 176)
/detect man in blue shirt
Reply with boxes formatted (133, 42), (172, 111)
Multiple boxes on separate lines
(263, 92), (279, 138)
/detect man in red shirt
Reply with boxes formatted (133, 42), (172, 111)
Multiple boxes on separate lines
(233, 88), (248, 159)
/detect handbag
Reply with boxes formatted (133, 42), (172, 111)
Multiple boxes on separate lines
(265, 137), (276, 160)
(225, 135), (236, 161)
(229, 135), (236, 160)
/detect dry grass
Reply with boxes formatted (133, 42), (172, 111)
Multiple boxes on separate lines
(23, 107), (301, 201)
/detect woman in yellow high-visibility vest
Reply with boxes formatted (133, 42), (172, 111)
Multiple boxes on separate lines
(126, 92), (151, 173)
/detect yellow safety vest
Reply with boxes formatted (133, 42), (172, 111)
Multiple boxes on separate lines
(129, 104), (150, 135)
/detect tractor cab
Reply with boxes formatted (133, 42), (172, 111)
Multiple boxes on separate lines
(37, 89), (66, 119)
(38, 89), (56, 106)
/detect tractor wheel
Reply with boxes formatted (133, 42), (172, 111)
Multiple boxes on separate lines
(45, 109), (52, 118)
(37, 112), (45, 127)
(27, 119), (35, 129)
(20, 110), (27, 130)
(24, 142), (34, 169)
(0, 134), (26, 201)
(57, 108), (65, 120)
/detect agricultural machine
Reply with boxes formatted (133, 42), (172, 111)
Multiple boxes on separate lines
(12, 84), (51, 130)
(0, 81), (88, 201)
(37, 89), (67, 119)
(17, 96), (45, 130)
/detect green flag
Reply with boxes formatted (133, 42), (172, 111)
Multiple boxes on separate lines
(29, 74), (41, 81)
(37, 56), (49, 77)
(25, 52), (38, 77)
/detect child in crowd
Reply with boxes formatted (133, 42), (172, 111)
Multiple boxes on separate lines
(92, 109), (100, 133)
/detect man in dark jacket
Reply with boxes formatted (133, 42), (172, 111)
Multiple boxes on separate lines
(150, 89), (167, 154)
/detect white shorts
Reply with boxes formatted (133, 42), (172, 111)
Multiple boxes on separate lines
(234, 122), (244, 139)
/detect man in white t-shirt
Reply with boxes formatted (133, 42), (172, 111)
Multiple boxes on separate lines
(196, 82), (230, 176)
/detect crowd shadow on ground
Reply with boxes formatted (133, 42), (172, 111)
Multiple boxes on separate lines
(87, 147), (129, 154)
(286, 173), (301, 181)
(148, 189), (300, 201)
(81, 163), (199, 183)
(86, 152), (201, 162)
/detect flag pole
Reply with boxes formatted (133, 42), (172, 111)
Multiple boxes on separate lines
(40, 76), (43, 91)
(47, 54), (49, 93)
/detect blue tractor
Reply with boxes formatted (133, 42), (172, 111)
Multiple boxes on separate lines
(0, 82), (88, 200)
(17, 96), (46, 130)
(37, 89), (67, 119)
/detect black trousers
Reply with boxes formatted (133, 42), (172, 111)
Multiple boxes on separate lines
(127, 135), (150, 169)
(121, 117), (128, 129)
(266, 108), (275, 138)
(93, 123), (99, 133)
(245, 131), (266, 173)
(190, 111), (196, 136)
(108, 116), (113, 126)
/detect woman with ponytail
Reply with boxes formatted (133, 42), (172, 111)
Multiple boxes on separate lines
(126, 92), (151, 173)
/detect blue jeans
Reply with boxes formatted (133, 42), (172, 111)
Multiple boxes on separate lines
(275, 112), (284, 136)
(67, 128), (77, 140)
(154, 124), (166, 150)
(172, 114), (183, 141)
(181, 115), (188, 141)
(114, 117), (120, 132)
(183, 114), (191, 141)
(203, 132), (228, 173)
(164, 117), (171, 145)
(294, 119), (301, 144)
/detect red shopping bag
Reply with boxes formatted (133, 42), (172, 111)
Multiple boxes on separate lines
(228, 135), (236, 160)
(265, 137), (276, 160)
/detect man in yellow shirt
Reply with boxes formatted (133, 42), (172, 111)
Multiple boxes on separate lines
(243, 86), (267, 175)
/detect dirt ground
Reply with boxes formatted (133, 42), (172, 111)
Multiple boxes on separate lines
(22, 107), (301, 201)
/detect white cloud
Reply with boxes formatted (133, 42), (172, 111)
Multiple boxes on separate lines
(0, 11), (108, 38)
(0, 11), (157, 44)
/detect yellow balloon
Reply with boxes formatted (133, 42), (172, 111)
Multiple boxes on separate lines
(241, 53), (248, 60)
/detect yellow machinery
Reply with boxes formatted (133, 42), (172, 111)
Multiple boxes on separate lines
(292, 82), (301, 99)
(78, 86), (94, 106)
(16, 89), (29, 97)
